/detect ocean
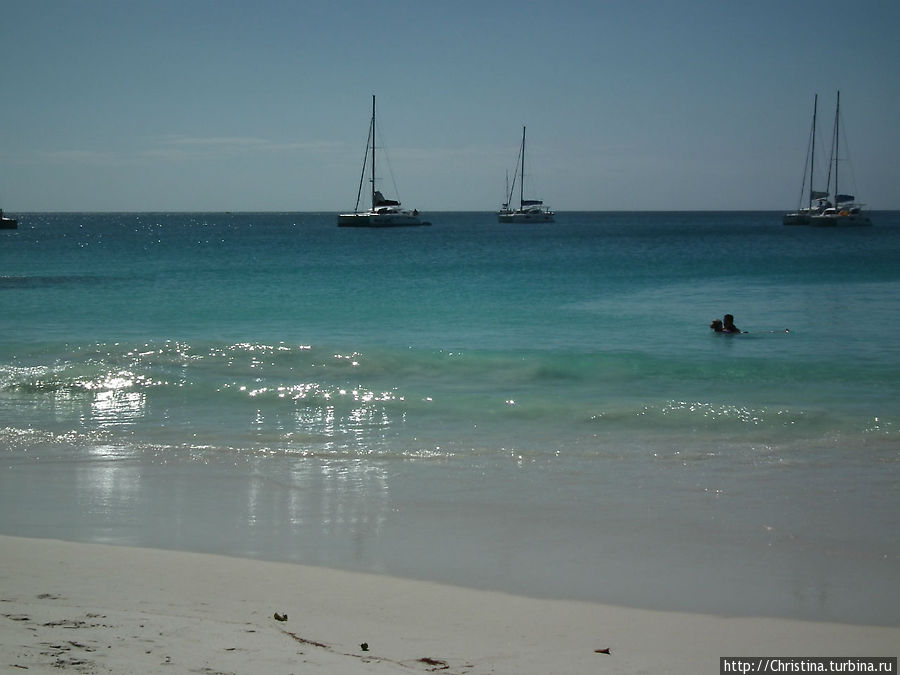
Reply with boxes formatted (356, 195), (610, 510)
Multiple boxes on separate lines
(2, 211), (898, 625)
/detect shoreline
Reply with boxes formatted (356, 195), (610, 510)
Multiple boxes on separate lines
(2, 535), (897, 674)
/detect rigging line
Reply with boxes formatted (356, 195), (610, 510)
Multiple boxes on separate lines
(520, 132), (545, 203)
(507, 139), (522, 206)
(353, 117), (372, 212)
(812, 119), (826, 192)
(796, 111), (815, 210)
(374, 115), (402, 203)
(824, 107), (837, 197)
(838, 111), (861, 200)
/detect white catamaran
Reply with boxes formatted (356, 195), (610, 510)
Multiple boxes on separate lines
(498, 126), (554, 223)
(337, 95), (429, 227)
(809, 91), (872, 227)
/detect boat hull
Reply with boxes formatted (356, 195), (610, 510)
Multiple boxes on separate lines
(497, 211), (555, 223)
(782, 213), (811, 225)
(337, 212), (430, 227)
(0, 217), (17, 230)
(809, 213), (872, 227)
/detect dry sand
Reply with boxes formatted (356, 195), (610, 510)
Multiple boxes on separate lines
(1, 535), (896, 674)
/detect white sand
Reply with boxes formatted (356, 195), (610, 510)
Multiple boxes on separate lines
(1, 535), (896, 674)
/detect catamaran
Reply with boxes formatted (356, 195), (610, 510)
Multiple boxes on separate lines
(337, 95), (429, 227)
(809, 91), (872, 227)
(498, 126), (554, 223)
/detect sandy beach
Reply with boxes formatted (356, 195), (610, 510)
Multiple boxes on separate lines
(1, 536), (896, 674)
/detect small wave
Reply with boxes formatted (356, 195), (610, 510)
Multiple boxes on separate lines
(1, 363), (144, 395)
(593, 398), (827, 427)
(0, 274), (112, 289)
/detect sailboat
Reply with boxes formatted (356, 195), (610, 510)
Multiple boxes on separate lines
(0, 208), (17, 230)
(809, 91), (872, 227)
(337, 95), (429, 227)
(783, 94), (830, 225)
(498, 126), (554, 223)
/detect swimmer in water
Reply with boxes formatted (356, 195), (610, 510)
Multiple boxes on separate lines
(722, 314), (742, 333)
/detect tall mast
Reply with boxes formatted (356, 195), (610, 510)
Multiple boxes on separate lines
(809, 94), (817, 210)
(504, 171), (509, 209)
(371, 94), (376, 210)
(520, 126), (526, 208)
(834, 90), (840, 204)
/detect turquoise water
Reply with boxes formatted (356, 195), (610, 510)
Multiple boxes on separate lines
(2, 212), (898, 624)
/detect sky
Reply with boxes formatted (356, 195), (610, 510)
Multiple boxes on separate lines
(1, 0), (898, 212)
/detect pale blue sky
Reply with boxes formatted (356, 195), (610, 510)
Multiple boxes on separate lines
(2, 0), (898, 212)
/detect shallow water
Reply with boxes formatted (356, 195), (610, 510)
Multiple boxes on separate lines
(2, 211), (898, 624)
